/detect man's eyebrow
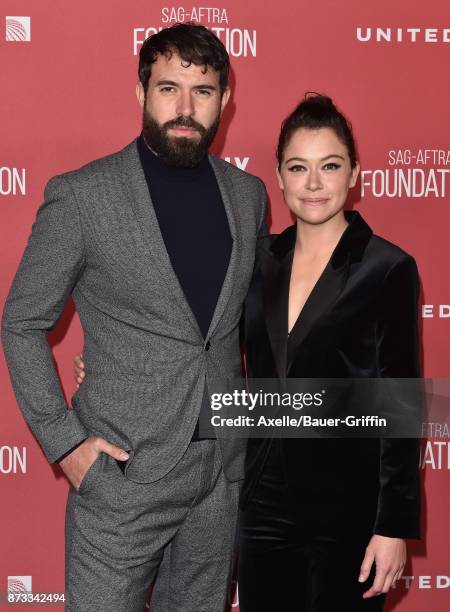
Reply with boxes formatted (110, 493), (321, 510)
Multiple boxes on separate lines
(284, 154), (346, 163)
(155, 80), (217, 90)
(155, 80), (179, 87)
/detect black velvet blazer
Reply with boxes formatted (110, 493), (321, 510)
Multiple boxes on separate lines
(241, 211), (421, 540)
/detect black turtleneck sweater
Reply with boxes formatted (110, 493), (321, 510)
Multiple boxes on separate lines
(137, 134), (232, 440)
(137, 134), (232, 339)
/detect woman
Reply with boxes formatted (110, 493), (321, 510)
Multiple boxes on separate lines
(238, 94), (421, 611)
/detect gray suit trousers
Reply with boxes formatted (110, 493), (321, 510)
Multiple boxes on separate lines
(65, 440), (240, 611)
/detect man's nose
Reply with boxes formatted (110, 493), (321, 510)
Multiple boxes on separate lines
(176, 90), (195, 117)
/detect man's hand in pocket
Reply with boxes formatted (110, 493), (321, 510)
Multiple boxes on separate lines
(59, 436), (129, 490)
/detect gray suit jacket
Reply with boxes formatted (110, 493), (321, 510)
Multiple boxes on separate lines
(1, 139), (266, 483)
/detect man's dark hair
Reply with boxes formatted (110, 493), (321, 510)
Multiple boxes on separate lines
(139, 23), (230, 95)
(277, 93), (358, 168)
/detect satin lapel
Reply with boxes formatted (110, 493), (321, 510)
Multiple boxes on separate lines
(205, 156), (240, 340)
(262, 211), (372, 377)
(286, 255), (350, 375)
(121, 140), (202, 337)
(260, 247), (293, 379)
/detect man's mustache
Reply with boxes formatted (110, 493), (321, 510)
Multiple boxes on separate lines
(163, 117), (206, 135)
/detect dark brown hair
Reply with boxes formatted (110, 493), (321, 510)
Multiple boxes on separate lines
(277, 93), (358, 168)
(139, 23), (230, 95)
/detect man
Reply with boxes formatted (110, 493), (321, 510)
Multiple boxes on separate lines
(1, 24), (266, 611)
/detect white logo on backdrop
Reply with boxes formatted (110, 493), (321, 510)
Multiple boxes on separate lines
(422, 422), (450, 439)
(361, 149), (450, 198)
(5, 17), (31, 42)
(0, 167), (26, 196)
(7, 577), (32, 593)
(0, 446), (27, 474)
(420, 441), (450, 470)
(422, 305), (450, 319)
(161, 7), (228, 23)
(356, 27), (450, 43)
(224, 157), (250, 171)
(395, 576), (450, 589)
(133, 7), (256, 57)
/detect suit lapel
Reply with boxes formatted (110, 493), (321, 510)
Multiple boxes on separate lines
(120, 140), (202, 337)
(286, 256), (350, 374)
(205, 156), (240, 340)
(260, 227), (295, 379)
(261, 212), (373, 377)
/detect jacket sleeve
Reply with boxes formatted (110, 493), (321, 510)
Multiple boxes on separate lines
(257, 179), (269, 239)
(373, 254), (421, 539)
(1, 175), (89, 463)
(240, 179), (268, 344)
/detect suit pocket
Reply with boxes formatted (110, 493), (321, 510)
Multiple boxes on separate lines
(77, 453), (102, 494)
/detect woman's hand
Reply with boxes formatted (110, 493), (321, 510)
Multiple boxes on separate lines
(74, 353), (85, 386)
(359, 534), (406, 598)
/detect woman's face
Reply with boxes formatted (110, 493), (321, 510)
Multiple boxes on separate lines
(277, 127), (360, 226)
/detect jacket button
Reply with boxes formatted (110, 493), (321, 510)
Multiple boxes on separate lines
(205, 341), (211, 351)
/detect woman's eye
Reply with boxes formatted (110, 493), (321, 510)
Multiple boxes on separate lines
(287, 165), (306, 172)
(323, 162), (341, 170)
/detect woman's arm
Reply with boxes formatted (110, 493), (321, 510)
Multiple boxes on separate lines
(374, 254), (421, 538)
(360, 254), (421, 598)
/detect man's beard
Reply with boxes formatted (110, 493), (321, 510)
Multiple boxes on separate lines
(142, 108), (221, 168)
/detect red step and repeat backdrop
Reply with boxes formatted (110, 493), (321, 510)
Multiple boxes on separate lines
(1, 1), (449, 610)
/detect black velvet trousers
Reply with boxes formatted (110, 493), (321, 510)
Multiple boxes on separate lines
(238, 440), (386, 612)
